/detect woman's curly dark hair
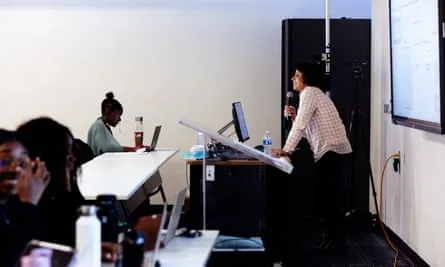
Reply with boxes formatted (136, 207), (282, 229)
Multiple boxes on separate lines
(16, 117), (74, 196)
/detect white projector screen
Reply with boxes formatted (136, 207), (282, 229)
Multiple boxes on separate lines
(390, 0), (445, 133)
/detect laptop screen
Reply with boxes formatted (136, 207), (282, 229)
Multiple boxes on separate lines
(163, 185), (187, 245)
(151, 203), (167, 266)
(150, 125), (162, 150)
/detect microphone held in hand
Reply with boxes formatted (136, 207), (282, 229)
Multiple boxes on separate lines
(284, 91), (294, 118)
(286, 91), (294, 105)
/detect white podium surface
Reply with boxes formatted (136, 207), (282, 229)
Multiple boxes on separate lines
(179, 118), (294, 174)
(77, 149), (179, 200)
(144, 230), (219, 267)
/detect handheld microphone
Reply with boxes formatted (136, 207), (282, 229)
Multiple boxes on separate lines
(286, 91), (294, 105)
(285, 91), (294, 119)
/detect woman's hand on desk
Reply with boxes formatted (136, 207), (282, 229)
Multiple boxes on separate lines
(271, 148), (287, 158)
(126, 146), (152, 152)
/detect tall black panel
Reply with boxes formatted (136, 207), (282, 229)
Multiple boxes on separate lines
(281, 18), (371, 214)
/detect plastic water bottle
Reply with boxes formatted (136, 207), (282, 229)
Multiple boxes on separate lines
(76, 205), (101, 267)
(262, 131), (272, 155)
(135, 116), (144, 148)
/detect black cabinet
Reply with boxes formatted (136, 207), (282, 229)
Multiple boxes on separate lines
(188, 160), (266, 237)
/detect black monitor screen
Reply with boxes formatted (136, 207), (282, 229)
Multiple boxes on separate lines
(232, 101), (249, 142)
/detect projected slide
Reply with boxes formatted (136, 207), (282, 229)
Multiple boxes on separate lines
(390, 0), (441, 124)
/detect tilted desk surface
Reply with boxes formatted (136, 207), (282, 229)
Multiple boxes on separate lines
(77, 148), (179, 200)
(144, 230), (219, 267)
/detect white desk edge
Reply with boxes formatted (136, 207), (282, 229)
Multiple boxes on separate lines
(123, 148), (179, 200)
(79, 148), (179, 200)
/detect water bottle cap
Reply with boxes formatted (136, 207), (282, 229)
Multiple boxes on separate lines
(96, 195), (117, 205)
(79, 205), (97, 216)
(135, 116), (143, 122)
(124, 230), (145, 245)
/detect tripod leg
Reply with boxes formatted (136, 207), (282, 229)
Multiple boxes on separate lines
(368, 160), (380, 222)
(357, 110), (380, 225)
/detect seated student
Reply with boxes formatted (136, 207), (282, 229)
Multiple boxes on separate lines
(16, 117), (140, 263)
(87, 92), (150, 156)
(0, 129), (49, 266)
(16, 118), (82, 246)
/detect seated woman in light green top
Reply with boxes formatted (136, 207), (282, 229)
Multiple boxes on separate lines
(87, 92), (149, 156)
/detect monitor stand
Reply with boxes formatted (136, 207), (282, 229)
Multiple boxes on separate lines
(213, 120), (238, 154)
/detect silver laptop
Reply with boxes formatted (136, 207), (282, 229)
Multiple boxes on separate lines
(162, 185), (187, 245)
(150, 125), (162, 151)
(150, 203), (168, 267)
(148, 186), (187, 266)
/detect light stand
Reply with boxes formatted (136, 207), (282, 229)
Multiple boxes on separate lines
(311, 0), (331, 95)
(324, 0), (331, 94)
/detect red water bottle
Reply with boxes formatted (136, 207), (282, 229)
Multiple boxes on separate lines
(135, 116), (144, 148)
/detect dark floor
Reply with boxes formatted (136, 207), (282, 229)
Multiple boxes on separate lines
(207, 219), (420, 267)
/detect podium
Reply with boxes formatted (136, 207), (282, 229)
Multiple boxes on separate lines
(77, 149), (178, 221)
(179, 118), (294, 174)
(179, 118), (295, 253)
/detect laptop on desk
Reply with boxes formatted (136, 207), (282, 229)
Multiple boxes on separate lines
(148, 185), (188, 266)
(150, 125), (162, 151)
(137, 125), (161, 153)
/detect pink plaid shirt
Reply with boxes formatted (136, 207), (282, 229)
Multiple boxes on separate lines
(283, 86), (352, 162)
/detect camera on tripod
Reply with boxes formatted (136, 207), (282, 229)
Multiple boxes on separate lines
(348, 60), (368, 80)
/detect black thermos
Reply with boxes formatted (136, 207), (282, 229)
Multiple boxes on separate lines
(96, 194), (119, 243)
(122, 230), (145, 267)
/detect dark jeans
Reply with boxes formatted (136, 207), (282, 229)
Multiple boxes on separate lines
(315, 151), (348, 244)
(262, 139), (315, 265)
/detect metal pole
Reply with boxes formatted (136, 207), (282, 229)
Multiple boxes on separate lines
(201, 134), (207, 230)
(325, 0), (331, 95)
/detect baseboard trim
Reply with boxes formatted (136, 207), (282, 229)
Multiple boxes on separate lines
(383, 224), (429, 267)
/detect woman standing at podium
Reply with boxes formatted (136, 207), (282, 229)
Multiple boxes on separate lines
(274, 62), (352, 252)
(87, 92), (150, 156)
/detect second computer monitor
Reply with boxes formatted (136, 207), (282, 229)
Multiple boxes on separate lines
(232, 101), (249, 143)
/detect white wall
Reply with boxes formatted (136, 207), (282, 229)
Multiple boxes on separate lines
(371, 1), (445, 266)
(0, 0), (370, 202)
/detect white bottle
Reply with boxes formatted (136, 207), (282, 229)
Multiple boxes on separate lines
(262, 131), (272, 155)
(76, 205), (101, 267)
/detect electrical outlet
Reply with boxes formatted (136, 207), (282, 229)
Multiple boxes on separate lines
(392, 151), (401, 174)
(206, 165), (215, 181)
(392, 157), (400, 173)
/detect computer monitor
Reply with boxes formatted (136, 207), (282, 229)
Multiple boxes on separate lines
(232, 101), (249, 143)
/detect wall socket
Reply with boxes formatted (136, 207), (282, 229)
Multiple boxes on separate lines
(206, 165), (215, 181)
(384, 103), (392, 114)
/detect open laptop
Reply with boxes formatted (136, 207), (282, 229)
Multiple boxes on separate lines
(149, 186), (187, 266)
(136, 125), (161, 153)
(162, 185), (187, 245)
(150, 203), (168, 267)
(150, 125), (162, 151)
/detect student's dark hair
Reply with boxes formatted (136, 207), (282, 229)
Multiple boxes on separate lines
(0, 129), (18, 146)
(295, 62), (327, 92)
(16, 117), (74, 195)
(101, 91), (123, 114)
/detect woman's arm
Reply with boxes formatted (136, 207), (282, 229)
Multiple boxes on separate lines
(92, 123), (124, 154)
(283, 88), (317, 152)
(123, 146), (136, 152)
